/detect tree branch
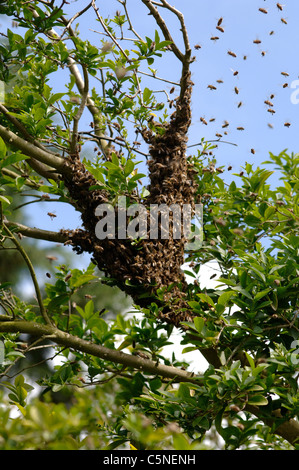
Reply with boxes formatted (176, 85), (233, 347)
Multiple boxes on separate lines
(0, 319), (202, 385)
(4, 220), (69, 244)
(2, 223), (52, 326)
(0, 124), (66, 174)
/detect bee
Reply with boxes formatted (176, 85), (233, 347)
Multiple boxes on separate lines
(46, 255), (58, 262)
(217, 17), (223, 26)
(207, 84), (217, 90)
(251, 148), (255, 154)
(282, 83), (288, 88)
(232, 69), (239, 76)
(47, 212), (57, 220)
(281, 18), (287, 24)
(210, 36), (219, 41)
(234, 86), (239, 94)
(209, 117), (216, 122)
(200, 117), (208, 125)
(228, 50), (237, 57)
(215, 133), (223, 138)
(277, 3), (283, 11)
(284, 122), (291, 127)
(216, 79), (223, 83)
(243, 55), (247, 60)
(237, 101), (243, 108)
(268, 108), (276, 114)
(222, 120), (229, 128)
(237, 126), (244, 131)
(269, 30), (275, 35)
(216, 26), (225, 33)
(259, 8), (268, 14)
(253, 39), (261, 44)
(267, 123), (274, 129)
(264, 100), (273, 107)
(281, 71), (289, 77)
(270, 94), (275, 99)
(227, 165), (232, 170)
(194, 44), (201, 49)
(261, 51), (266, 57)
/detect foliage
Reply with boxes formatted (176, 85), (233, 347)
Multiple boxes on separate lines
(0, 0), (298, 451)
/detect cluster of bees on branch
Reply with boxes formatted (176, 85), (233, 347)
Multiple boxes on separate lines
(195, 3), (292, 153)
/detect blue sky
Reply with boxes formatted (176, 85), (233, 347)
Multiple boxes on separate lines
(1, 0), (299, 265)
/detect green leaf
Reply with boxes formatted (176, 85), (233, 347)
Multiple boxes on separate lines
(193, 316), (204, 334)
(197, 293), (215, 307)
(0, 137), (7, 157)
(124, 159), (135, 177)
(247, 395), (268, 406)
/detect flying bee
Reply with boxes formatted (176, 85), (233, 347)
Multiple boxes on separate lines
(228, 50), (237, 57)
(200, 117), (208, 125)
(282, 82), (288, 88)
(216, 26), (225, 33)
(281, 71), (289, 76)
(243, 55), (247, 60)
(281, 18), (287, 24)
(231, 69), (238, 76)
(277, 3), (283, 11)
(259, 8), (268, 14)
(253, 39), (261, 44)
(264, 100), (273, 107)
(251, 148), (255, 154)
(268, 123), (274, 129)
(215, 133), (222, 138)
(217, 17), (223, 26)
(209, 117), (216, 122)
(269, 30), (275, 36)
(222, 120), (229, 128)
(270, 94), (275, 99)
(210, 36), (219, 41)
(237, 101), (243, 108)
(236, 126), (244, 131)
(169, 86), (175, 94)
(268, 108), (276, 114)
(194, 44), (201, 49)
(234, 86), (239, 94)
(227, 165), (232, 170)
(284, 122), (291, 127)
(216, 79), (224, 83)
(46, 255), (58, 262)
(261, 51), (266, 57)
(47, 212), (57, 220)
(207, 84), (217, 90)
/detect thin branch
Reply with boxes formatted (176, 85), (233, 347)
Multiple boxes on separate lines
(2, 223), (52, 325)
(118, 0), (143, 41)
(70, 64), (89, 154)
(141, 0), (184, 62)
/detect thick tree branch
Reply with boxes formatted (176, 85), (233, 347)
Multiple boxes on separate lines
(0, 124), (66, 174)
(0, 319), (202, 385)
(4, 220), (69, 244)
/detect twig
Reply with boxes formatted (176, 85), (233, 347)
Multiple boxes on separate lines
(2, 223), (52, 326)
